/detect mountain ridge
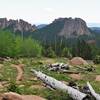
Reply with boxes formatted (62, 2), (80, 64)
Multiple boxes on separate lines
(31, 17), (92, 39)
(0, 18), (37, 33)
(0, 17), (99, 47)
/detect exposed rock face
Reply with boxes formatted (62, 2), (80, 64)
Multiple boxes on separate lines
(0, 17), (91, 38)
(54, 18), (91, 38)
(0, 92), (46, 100)
(0, 18), (8, 28)
(0, 18), (37, 32)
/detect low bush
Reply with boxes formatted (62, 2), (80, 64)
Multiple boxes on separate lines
(7, 82), (21, 94)
(93, 55), (100, 64)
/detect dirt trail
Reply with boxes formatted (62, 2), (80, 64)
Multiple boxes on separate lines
(11, 64), (24, 82)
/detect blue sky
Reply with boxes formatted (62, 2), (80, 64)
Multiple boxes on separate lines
(0, 0), (99, 24)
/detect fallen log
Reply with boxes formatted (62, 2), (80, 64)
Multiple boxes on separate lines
(31, 69), (89, 100)
(60, 70), (80, 74)
(75, 66), (95, 72)
(75, 66), (87, 70)
(87, 82), (100, 100)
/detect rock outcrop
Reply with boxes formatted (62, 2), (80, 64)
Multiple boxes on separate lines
(69, 57), (88, 65)
(0, 17), (92, 39)
(0, 18), (37, 32)
(0, 92), (46, 100)
(54, 17), (91, 38)
(0, 18), (8, 29)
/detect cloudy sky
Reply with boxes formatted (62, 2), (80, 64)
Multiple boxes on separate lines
(0, 0), (99, 24)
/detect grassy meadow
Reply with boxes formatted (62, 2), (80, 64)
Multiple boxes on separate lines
(0, 57), (99, 100)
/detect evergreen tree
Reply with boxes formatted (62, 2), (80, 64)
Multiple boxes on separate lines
(0, 30), (15, 57)
(62, 47), (72, 58)
(14, 36), (23, 57)
(44, 47), (56, 58)
(73, 39), (93, 59)
(21, 37), (43, 57)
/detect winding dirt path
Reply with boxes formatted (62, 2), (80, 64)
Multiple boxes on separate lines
(11, 64), (24, 82)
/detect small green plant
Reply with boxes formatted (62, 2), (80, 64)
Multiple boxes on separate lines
(93, 55), (100, 64)
(44, 47), (56, 58)
(62, 47), (72, 58)
(44, 89), (71, 100)
(7, 82), (21, 94)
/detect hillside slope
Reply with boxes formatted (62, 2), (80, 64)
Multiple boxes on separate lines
(29, 18), (94, 46)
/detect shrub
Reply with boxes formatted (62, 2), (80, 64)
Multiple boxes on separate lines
(0, 30), (43, 57)
(44, 47), (56, 58)
(21, 37), (43, 57)
(93, 55), (100, 64)
(7, 82), (21, 94)
(15, 37), (43, 57)
(62, 47), (72, 58)
(14, 36), (23, 57)
(0, 30), (15, 57)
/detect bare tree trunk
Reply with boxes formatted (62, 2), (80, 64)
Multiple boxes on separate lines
(31, 69), (89, 100)
(87, 82), (100, 100)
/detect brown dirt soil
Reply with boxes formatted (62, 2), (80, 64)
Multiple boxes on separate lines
(30, 77), (38, 81)
(44, 58), (55, 64)
(95, 75), (100, 81)
(69, 57), (88, 65)
(0, 92), (46, 100)
(11, 64), (25, 82)
(0, 83), (3, 88)
(22, 95), (46, 100)
(69, 74), (82, 80)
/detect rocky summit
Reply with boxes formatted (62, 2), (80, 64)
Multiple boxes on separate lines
(0, 18), (37, 32)
(0, 17), (92, 39)
(54, 17), (91, 38)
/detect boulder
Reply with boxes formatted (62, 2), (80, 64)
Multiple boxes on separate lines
(0, 92), (46, 100)
(69, 57), (88, 65)
(1, 92), (23, 100)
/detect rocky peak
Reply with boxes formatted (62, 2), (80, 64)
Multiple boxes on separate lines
(0, 18), (8, 28)
(0, 18), (37, 32)
(54, 17), (91, 38)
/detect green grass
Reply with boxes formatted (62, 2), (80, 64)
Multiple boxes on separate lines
(0, 57), (100, 99)
(0, 62), (17, 82)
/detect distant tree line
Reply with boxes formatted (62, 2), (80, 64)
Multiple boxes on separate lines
(0, 29), (100, 62)
(43, 38), (100, 60)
